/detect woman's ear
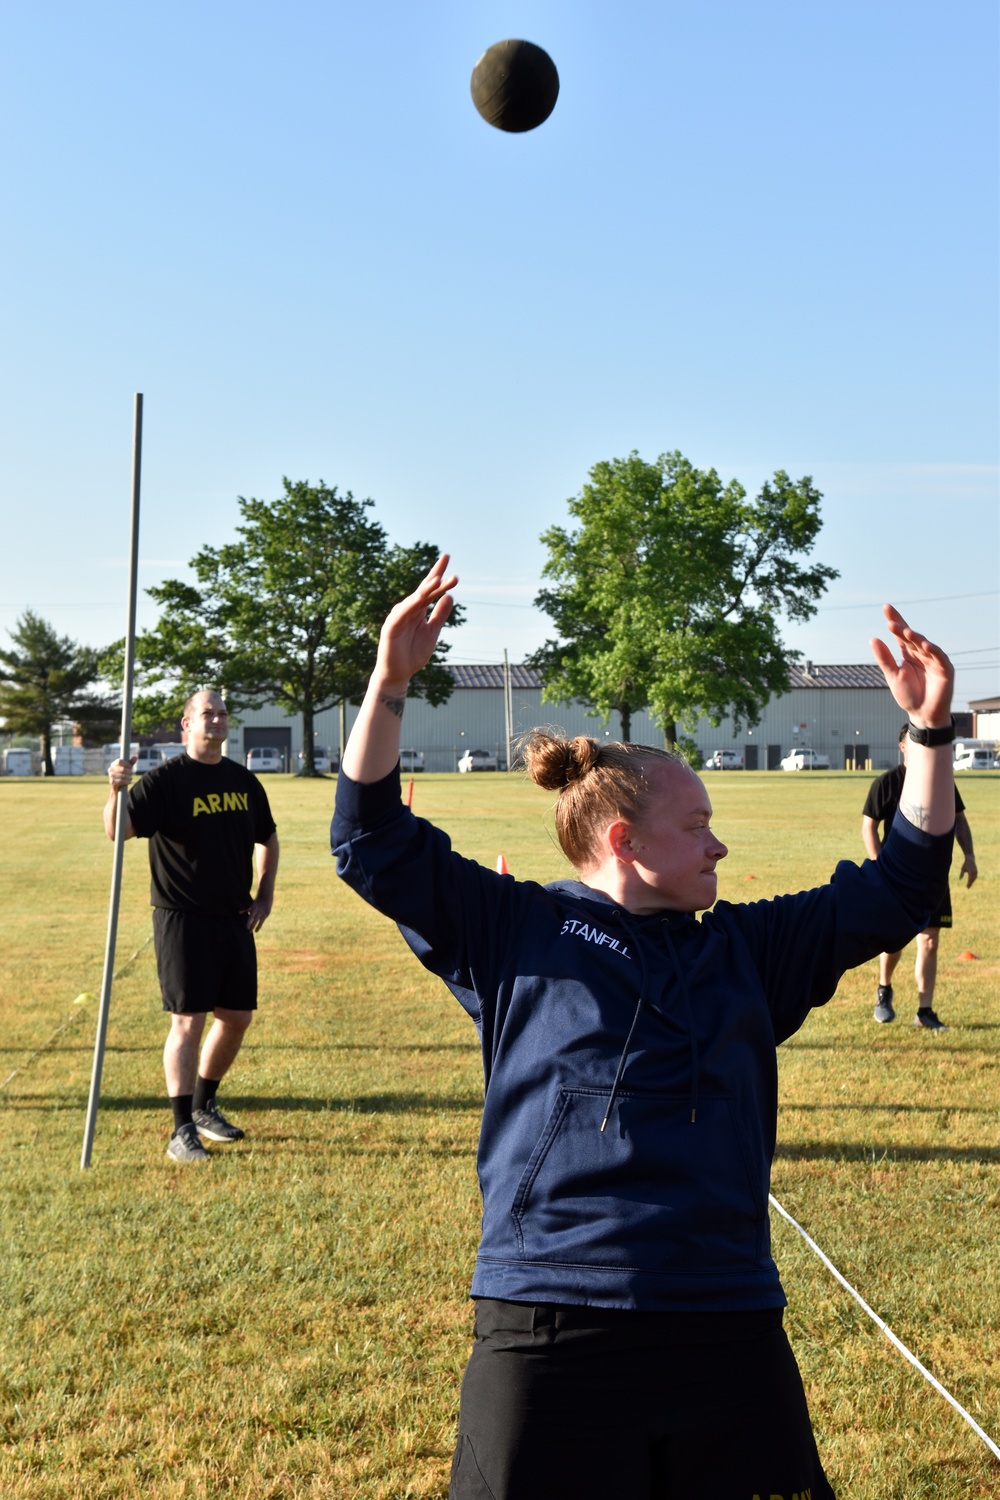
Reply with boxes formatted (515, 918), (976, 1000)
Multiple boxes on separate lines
(607, 820), (637, 864)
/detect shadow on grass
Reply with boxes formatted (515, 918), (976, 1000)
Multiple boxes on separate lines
(781, 1031), (1000, 1050)
(2, 1091), (484, 1114)
(245, 1042), (478, 1054)
(774, 1141), (1000, 1164)
(209, 1092), (485, 1114)
(3, 1040), (475, 1058)
(781, 1101), (998, 1115)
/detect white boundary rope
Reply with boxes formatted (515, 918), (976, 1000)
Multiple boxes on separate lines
(769, 1193), (1000, 1462)
(0, 934), (153, 1094)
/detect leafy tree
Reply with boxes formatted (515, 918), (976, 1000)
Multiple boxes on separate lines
(104, 479), (459, 773)
(529, 450), (839, 744)
(0, 612), (116, 775)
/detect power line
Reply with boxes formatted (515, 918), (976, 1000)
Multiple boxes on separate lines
(817, 590), (998, 612)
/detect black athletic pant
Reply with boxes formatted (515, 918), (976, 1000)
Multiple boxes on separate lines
(449, 1300), (836, 1500)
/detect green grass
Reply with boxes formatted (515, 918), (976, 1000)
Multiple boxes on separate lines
(0, 771), (997, 1497)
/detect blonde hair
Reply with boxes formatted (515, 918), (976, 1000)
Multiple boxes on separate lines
(522, 732), (686, 869)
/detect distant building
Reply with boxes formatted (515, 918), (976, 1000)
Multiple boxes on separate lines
(970, 695), (1000, 741)
(227, 660), (915, 772)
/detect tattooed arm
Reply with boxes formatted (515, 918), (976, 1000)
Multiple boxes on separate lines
(340, 555), (458, 785)
(870, 607), (956, 839)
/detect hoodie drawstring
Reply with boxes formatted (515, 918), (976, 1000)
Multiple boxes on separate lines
(661, 923), (700, 1124)
(599, 932), (649, 1132)
(599, 915), (700, 1131)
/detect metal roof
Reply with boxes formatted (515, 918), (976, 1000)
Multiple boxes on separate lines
(448, 662), (888, 691)
(449, 664), (545, 689)
(785, 663), (889, 689)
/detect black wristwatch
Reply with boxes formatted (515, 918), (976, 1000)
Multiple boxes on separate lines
(907, 717), (955, 747)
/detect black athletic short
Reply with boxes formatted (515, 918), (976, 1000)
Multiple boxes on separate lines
(926, 885), (952, 931)
(152, 908), (257, 1015)
(449, 1299), (836, 1500)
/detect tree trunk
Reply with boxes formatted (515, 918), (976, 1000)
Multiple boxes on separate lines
(41, 729), (54, 776)
(301, 700), (315, 774)
(620, 706), (631, 743)
(663, 722), (677, 750)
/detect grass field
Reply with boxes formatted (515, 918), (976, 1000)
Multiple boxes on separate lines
(0, 770), (997, 1498)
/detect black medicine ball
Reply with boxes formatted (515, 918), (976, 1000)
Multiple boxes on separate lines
(470, 39), (559, 133)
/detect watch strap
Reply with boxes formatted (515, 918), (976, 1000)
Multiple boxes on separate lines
(907, 717), (955, 747)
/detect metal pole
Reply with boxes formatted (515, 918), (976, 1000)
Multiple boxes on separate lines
(503, 650), (513, 772)
(81, 393), (143, 1169)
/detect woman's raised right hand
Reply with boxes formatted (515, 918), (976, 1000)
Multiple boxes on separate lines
(374, 554), (458, 687)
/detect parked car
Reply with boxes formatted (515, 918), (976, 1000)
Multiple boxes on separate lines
(703, 750), (742, 770)
(954, 748), (993, 771)
(400, 748), (425, 773)
(458, 748), (497, 773)
(102, 742), (140, 772)
(780, 748), (830, 771)
(298, 748), (334, 773)
(246, 746), (284, 773)
(157, 743), (187, 763)
(134, 746), (162, 775)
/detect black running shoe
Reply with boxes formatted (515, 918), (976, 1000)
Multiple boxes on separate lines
(192, 1099), (245, 1141)
(913, 1010), (948, 1031)
(167, 1122), (212, 1162)
(873, 985), (895, 1023)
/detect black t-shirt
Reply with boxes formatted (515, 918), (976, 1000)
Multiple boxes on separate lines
(127, 754), (277, 914)
(862, 762), (965, 838)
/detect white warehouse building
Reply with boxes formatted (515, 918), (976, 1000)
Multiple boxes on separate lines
(227, 660), (919, 773)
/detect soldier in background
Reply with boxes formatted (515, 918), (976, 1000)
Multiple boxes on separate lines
(862, 722), (977, 1029)
(104, 690), (279, 1160)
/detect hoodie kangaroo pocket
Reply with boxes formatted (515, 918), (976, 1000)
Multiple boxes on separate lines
(510, 1087), (767, 1272)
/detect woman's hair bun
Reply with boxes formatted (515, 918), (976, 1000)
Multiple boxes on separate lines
(523, 732), (600, 791)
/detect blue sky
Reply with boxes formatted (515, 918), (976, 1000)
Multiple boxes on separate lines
(2, 0), (997, 706)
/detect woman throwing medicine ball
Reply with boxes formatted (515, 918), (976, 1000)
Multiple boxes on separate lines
(331, 555), (958, 1500)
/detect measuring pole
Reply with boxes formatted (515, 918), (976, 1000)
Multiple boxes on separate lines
(81, 393), (143, 1169)
(502, 650), (513, 772)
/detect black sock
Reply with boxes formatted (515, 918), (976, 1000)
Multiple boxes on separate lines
(170, 1094), (194, 1131)
(193, 1075), (222, 1112)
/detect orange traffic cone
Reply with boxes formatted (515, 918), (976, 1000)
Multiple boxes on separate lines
(497, 855), (509, 875)
(958, 951), (979, 961)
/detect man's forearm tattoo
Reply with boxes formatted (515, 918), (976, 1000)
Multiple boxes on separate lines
(378, 692), (406, 720)
(899, 798), (929, 830)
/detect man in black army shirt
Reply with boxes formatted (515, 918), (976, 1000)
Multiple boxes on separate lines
(105, 691), (279, 1161)
(862, 723), (977, 1030)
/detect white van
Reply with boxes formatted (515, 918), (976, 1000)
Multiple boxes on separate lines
(954, 748), (993, 771)
(246, 746), (283, 773)
(134, 747), (162, 775)
(103, 742), (140, 771)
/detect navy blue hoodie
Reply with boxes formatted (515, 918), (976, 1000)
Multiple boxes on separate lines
(332, 769), (951, 1314)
